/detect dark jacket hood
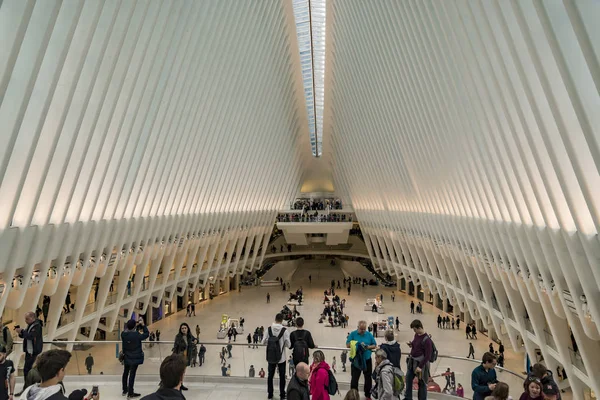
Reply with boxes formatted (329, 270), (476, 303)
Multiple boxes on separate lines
(141, 388), (186, 400)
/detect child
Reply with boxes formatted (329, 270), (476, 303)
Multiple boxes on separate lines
(457, 383), (464, 398)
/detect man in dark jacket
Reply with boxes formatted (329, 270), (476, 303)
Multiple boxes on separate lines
(121, 318), (149, 398)
(141, 354), (187, 400)
(529, 364), (560, 400)
(16, 312), (43, 394)
(380, 330), (401, 368)
(471, 352), (498, 400)
(289, 317), (316, 366)
(286, 362), (310, 400)
(20, 349), (99, 400)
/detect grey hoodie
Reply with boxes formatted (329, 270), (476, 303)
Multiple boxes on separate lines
(374, 359), (395, 400)
(22, 384), (64, 400)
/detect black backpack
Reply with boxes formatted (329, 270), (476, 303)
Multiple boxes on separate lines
(266, 327), (285, 364)
(325, 369), (339, 395)
(423, 335), (438, 363)
(292, 332), (309, 364)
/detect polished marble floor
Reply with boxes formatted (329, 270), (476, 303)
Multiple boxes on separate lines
(54, 260), (544, 399)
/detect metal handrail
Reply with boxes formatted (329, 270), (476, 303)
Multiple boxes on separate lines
(16, 341), (525, 379)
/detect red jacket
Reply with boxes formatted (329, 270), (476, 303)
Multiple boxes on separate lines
(310, 361), (331, 400)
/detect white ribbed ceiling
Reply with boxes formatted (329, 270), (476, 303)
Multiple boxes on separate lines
(327, 0), (600, 396)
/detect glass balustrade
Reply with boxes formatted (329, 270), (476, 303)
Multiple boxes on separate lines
(15, 342), (525, 398)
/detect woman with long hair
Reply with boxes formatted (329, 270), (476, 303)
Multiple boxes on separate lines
(172, 322), (194, 391)
(309, 350), (331, 400)
(520, 378), (542, 400)
(485, 382), (511, 400)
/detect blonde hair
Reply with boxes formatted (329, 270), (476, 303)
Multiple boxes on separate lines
(344, 389), (361, 400)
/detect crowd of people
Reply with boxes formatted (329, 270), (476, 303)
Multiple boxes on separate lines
(291, 198), (343, 211)
(276, 212), (353, 223)
(1, 277), (568, 400)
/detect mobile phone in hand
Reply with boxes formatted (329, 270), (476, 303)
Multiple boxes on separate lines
(91, 385), (99, 396)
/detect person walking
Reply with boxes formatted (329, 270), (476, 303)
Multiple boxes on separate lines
(396, 317), (400, 330)
(262, 313), (291, 400)
(392, 292), (395, 302)
(85, 353), (94, 374)
(196, 325), (201, 338)
(373, 349), (395, 400)
(498, 341), (504, 356)
(288, 356), (295, 377)
(404, 319), (433, 400)
(172, 323), (195, 390)
(267, 293), (271, 303)
(346, 321), (377, 399)
(290, 317), (316, 366)
(309, 351), (332, 400)
(471, 352), (498, 400)
(452, 318), (455, 330)
(121, 318), (149, 398)
(199, 343), (206, 366)
(247, 333), (252, 348)
(227, 343), (233, 359)
(341, 350), (348, 372)
(456, 317), (461, 330)
(471, 323), (478, 339)
(437, 315), (442, 329)
(468, 342), (475, 359)
(15, 312), (43, 395)
(466, 324), (472, 339)
(286, 362), (310, 400)
(410, 301), (415, 314)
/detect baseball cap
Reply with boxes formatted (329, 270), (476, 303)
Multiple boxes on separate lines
(543, 384), (558, 396)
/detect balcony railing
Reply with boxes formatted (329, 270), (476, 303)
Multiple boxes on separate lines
(543, 329), (556, 350)
(523, 318), (535, 334)
(568, 347), (587, 374)
(276, 213), (354, 223)
(14, 341), (525, 399)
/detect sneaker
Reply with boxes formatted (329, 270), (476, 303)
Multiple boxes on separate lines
(181, 385), (188, 391)
(122, 390), (127, 396)
(127, 393), (141, 398)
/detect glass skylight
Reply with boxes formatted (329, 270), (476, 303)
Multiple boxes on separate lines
(292, 0), (326, 157)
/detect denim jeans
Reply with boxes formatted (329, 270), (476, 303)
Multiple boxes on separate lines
(122, 364), (139, 394)
(404, 362), (426, 400)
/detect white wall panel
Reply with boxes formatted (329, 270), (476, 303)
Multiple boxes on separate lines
(0, 0), (309, 351)
(327, 1), (599, 398)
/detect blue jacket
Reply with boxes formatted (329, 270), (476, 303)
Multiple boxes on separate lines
(351, 342), (367, 371)
(471, 365), (497, 400)
(380, 341), (401, 369)
(121, 325), (149, 366)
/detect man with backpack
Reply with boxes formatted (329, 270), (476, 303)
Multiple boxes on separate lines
(404, 320), (434, 400)
(290, 317), (316, 366)
(373, 349), (401, 400)
(262, 313), (291, 400)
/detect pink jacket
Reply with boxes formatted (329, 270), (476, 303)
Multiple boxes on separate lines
(310, 361), (331, 400)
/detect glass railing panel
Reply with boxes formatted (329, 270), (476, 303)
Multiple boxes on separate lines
(22, 342), (526, 399)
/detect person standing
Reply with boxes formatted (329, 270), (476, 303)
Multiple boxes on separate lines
(64, 292), (71, 314)
(468, 342), (475, 359)
(404, 319), (433, 400)
(247, 333), (252, 348)
(262, 313), (291, 400)
(249, 365), (256, 378)
(309, 275), (312, 284)
(286, 362), (310, 400)
(346, 321), (377, 399)
(227, 343), (233, 359)
(489, 343), (494, 354)
(392, 292), (395, 302)
(121, 318), (149, 398)
(85, 353), (94, 374)
(471, 352), (498, 400)
(498, 341), (504, 356)
(267, 293), (271, 304)
(456, 317), (461, 330)
(198, 343), (206, 366)
(309, 351), (332, 400)
(196, 325), (201, 338)
(373, 349), (395, 400)
(140, 354), (187, 400)
(466, 324), (472, 339)
(471, 323), (478, 339)
(396, 317), (400, 331)
(341, 350), (348, 372)
(288, 356), (295, 377)
(41, 297), (50, 326)
(290, 317), (316, 366)
(15, 312), (43, 395)
(410, 301), (415, 314)
(0, 321), (13, 356)
(0, 345), (15, 400)
(437, 315), (442, 329)
(380, 330), (401, 369)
